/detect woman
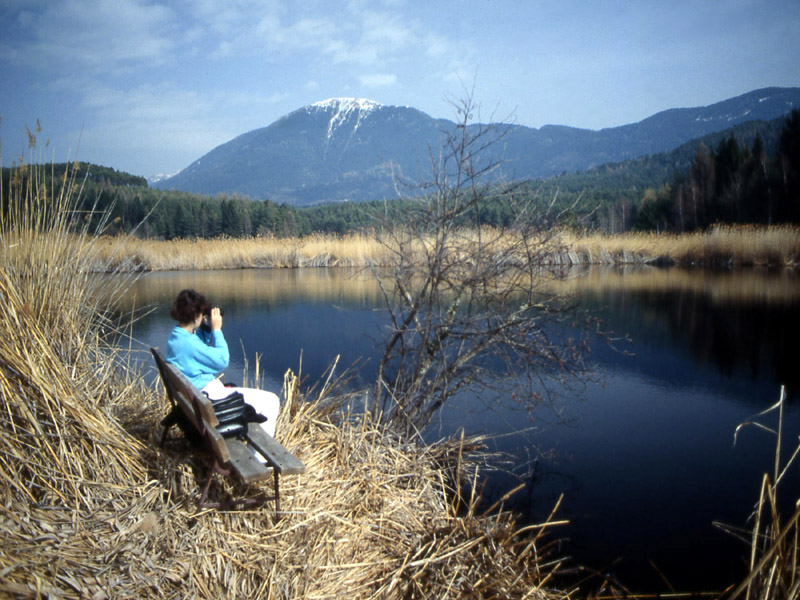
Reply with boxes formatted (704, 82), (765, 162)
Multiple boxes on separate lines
(165, 289), (280, 442)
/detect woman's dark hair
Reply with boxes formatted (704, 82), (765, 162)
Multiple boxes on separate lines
(170, 289), (210, 324)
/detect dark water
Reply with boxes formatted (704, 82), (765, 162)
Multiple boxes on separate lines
(119, 266), (800, 594)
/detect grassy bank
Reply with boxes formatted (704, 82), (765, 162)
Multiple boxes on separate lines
(90, 225), (800, 272)
(1, 166), (569, 598)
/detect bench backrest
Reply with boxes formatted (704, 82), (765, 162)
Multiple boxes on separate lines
(151, 348), (230, 464)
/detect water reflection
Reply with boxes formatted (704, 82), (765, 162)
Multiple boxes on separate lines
(565, 266), (800, 395)
(116, 265), (800, 593)
(118, 268), (386, 311)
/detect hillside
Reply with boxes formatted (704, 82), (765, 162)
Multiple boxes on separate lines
(155, 88), (800, 206)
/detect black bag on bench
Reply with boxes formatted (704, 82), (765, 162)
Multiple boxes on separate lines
(210, 391), (268, 436)
(160, 389), (268, 444)
(211, 391), (248, 439)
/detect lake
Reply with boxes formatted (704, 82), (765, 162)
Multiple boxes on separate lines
(118, 266), (800, 594)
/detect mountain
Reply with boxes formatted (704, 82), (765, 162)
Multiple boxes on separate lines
(156, 88), (800, 206)
(158, 98), (447, 204)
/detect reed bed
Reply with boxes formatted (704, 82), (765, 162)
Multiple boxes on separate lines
(560, 225), (800, 268)
(728, 473), (800, 600)
(1, 163), (569, 598)
(91, 232), (397, 271)
(88, 225), (800, 272)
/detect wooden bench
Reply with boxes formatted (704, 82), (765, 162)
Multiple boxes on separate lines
(151, 347), (305, 513)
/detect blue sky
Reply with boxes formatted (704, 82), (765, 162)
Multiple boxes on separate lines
(1, 0), (798, 178)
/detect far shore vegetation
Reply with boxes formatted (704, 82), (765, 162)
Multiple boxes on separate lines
(89, 224), (800, 272)
(4, 109), (797, 276)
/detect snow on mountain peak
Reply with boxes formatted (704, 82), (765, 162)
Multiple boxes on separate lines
(312, 98), (382, 112)
(148, 171), (179, 184)
(310, 98), (383, 141)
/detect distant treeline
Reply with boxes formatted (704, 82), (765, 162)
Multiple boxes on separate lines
(535, 114), (791, 232)
(630, 109), (800, 232)
(3, 112), (798, 238)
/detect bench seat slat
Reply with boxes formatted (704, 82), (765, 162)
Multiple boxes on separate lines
(246, 424), (306, 475)
(226, 438), (272, 483)
(202, 423), (231, 465)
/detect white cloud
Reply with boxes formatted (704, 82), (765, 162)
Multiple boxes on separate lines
(21, 0), (179, 73)
(189, 0), (457, 73)
(424, 39), (448, 59)
(205, 7), (341, 60)
(195, 0), (284, 29)
(324, 8), (418, 66)
(362, 11), (412, 47)
(77, 80), (287, 133)
(359, 73), (397, 87)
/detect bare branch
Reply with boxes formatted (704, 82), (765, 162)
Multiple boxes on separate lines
(373, 91), (592, 434)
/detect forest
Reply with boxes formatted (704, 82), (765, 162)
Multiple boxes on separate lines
(3, 111), (798, 238)
(630, 109), (800, 232)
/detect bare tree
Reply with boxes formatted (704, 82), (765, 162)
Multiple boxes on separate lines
(371, 95), (592, 435)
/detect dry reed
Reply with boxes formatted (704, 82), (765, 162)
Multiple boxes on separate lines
(560, 225), (800, 268)
(1, 162), (570, 598)
(90, 232), (396, 271)
(88, 225), (800, 273)
(719, 386), (800, 600)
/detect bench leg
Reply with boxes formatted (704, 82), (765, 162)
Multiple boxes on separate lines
(199, 459), (231, 510)
(273, 469), (281, 514)
(159, 424), (170, 447)
(159, 406), (182, 447)
(195, 458), (279, 513)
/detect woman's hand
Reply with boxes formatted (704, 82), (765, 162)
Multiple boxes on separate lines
(209, 307), (223, 331)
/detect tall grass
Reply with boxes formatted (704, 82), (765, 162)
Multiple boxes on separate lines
(559, 225), (800, 267)
(88, 225), (800, 272)
(0, 157), (568, 597)
(91, 231), (396, 271)
(0, 155), (157, 594)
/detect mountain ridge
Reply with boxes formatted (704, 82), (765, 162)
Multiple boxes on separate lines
(155, 87), (800, 205)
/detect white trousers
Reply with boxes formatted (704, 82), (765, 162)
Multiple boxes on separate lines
(202, 377), (280, 438)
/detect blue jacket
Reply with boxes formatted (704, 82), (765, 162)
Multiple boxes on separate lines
(166, 325), (229, 389)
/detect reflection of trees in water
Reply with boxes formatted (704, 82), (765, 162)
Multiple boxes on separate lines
(566, 267), (800, 395)
(624, 286), (798, 394)
(665, 291), (795, 391)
